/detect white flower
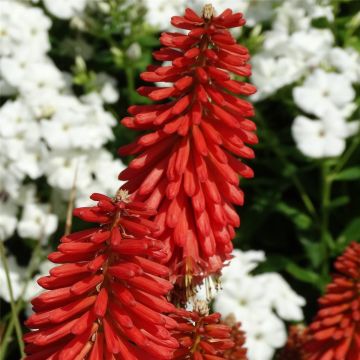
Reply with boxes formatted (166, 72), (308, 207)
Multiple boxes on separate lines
(17, 61), (66, 94)
(289, 28), (334, 66)
(214, 249), (305, 360)
(222, 249), (265, 280)
(328, 47), (360, 83)
(293, 69), (355, 118)
(0, 200), (18, 241)
(0, 99), (44, 179)
(0, 254), (24, 302)
(45, 151), (92, 190)
(0, 1), (50, 57)
(272, 2), (311, 34)
(291, 114), (359, 159)
(75, 150), (125, 206)
(43, 0), (88, 20)
(40, 95), (115, 151)
(251, 55), (303, 100)
(17, 203), (58, 241)
(0, 154), (23, 199)
(243, 310), (287, 360)
(24, 89), (66, 120)
(215, 275), (270, 318)
(144, 0), (184, 29)
(257, 273), (306, 321)
(95, 73), (119, 104)
(245, 0), (275, 27)
(126, 43), (142, 61)
(0, 99), (33, 139)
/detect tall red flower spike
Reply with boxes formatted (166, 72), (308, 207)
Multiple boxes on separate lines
(304, 242), (360, 360)
(119, 5), (257, 291)
(171, 302), (239, 359)
(24, 191), (180, 360)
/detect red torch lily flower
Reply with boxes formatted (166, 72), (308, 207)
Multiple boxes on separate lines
(222, 314), (247, 360)
(24, 190), (179, 360)
(278, 325), (307, 360)
(118, 5), (257, 290)
(304, 242), (360, 360)
(171, 302), (243, 359)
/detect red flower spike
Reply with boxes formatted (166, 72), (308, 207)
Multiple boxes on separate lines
(277, 325), (307, 360)
(304, 242), (360, 360)
(119, 4), (256, 291)
(24, 190), (180, 360)
(171, 302), (236, 359)
(222, 314), (248, 360)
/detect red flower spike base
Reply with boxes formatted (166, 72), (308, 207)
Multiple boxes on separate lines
(304, 242), (360, 360)
(277, 325), (307, 360)
(222, 314), (248, 360)
(24, 190), (180, 360)
(118, 4), (257, 292)
(171, 302), (242, 360)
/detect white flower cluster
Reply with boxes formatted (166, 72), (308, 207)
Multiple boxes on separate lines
(250, 0), (360, 159)
(0, 0), (124, 251)
(212, 250), (305, 360)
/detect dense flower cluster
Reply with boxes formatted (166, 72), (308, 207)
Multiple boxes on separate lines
(0, 0), (123, 303)
(250, 0), (360, 159)
(223, 314), (248, 360)
(304, 242), (360, 360)
(213, 250), (305, 360)
(172, 304), (244, 359)
(0, 0), (122, 242)
(119, 5), (257, 287)
(2, 2), (357, 359)
(24, 191), (180, 359)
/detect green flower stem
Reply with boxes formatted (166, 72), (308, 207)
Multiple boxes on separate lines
(256, 114), (318, 219)
(0, 241), (25, 358)
(320, 162), (333, 279)
(0, 241), (43, 360)
(125, 65), (135, 103)
(334, 134), (360, 173)
(0, 300), (25, 360)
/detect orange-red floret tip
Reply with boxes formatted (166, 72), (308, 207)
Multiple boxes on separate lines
(24, 191), (181, 360)
(118, 5), (257, 287)
(304, 242), (360, 360)
(171, 307), (238, 359)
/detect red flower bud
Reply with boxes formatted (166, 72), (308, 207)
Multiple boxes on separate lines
(24, 191), (180, 360)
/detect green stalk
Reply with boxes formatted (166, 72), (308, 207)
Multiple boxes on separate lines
(334, 134), (360, 173)
(0, 241), (25, 358)
(0, 241), (43, 359)
(125, 65), (135, 103)
(320, 162), (333, 279)
(256, 114), (318, 219)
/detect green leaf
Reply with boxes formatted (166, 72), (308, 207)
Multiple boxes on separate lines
(275, 202), (312, 230)
(336, 217), (360, 251)
(333, 167), (360, 181)
(300, 238), (326, 268)
(329, 196), (350, 209)
(285, 262), (322, 286)
(311, 17), (331, 29)
(255, 255), (290, 273)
